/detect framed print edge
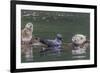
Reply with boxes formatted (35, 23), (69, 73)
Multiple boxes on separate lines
(10, 1), (16, 72)
(94, 6), (97, 67)
(10, 0), (97, 73)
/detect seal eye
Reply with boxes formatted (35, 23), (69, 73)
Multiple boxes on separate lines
(30, 25), (32, 28)
(80, 37), (83, 40)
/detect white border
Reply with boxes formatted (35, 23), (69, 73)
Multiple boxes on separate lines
(16, 4), (94, 69)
